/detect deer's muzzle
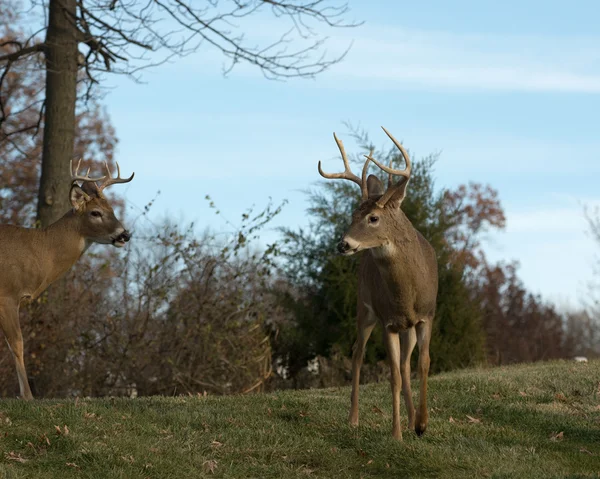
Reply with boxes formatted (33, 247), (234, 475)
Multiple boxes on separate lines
(337, 240), (350, 254)
(113, 230), (131, 247)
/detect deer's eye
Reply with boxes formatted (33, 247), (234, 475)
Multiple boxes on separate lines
(91, 210), (103, 218)
(368, 215), (379, 224)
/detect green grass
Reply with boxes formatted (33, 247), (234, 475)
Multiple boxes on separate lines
(1, 360), (599, 478)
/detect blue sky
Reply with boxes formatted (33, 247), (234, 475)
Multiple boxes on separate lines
(100, 0), (600, 307)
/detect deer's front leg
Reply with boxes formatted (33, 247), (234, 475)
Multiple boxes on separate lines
(383, 328), (402, 440)
(349, 306), (375, 427)
(1, 300), (33, 400)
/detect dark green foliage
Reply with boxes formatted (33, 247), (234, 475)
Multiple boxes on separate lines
(432, 260), (486, 371)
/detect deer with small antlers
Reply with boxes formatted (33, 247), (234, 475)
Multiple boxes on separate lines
(0, 160), (134, 399)
(318, 127), (438, 440)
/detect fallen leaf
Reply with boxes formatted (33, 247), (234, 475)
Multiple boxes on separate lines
(66, 462), (80, 469)
(519, 391), (528, 397)
(466, 415), (481, 424)
(211, 440), (223, 448)
(555, 393), (567, 402)
(5, 451), (27, 463)
(491, 393), (501, 400)
(372, 406), (384, 415)
(366, 459), (373, 465)
(448, 416), (456, 423)
(580, 447), (594, 455)
(203, 459), (218, 474)
(550, 431), (564, 442)
(54, 425), (69, 436)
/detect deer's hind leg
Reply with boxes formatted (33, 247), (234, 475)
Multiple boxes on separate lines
(0, 299), (33, 400)
(349, 302), (376, 427)
(415, 319), (432, 436)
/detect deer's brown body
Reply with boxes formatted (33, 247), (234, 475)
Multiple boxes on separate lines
(0, 219), (88, 301)
(319, 127), (438, 440)
(358, 226), (437, 332)
(0, 161), (134, 400)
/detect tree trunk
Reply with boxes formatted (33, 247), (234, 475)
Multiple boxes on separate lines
(37, 0), (78, 227)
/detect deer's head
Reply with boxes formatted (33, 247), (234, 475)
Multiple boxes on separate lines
(318, 127), (412, 256)
(69, 160), (135, 248)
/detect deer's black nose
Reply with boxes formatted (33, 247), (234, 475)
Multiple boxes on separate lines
(118, 230), (131, 243)
(337, 240), (349, 254)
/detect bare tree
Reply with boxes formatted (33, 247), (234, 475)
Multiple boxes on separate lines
(0, 0), (359, 226)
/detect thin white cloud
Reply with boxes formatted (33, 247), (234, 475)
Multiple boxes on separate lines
(320, 27), (600, 93)
(144, 20), (600, 94)
(505, 207), (588, 234)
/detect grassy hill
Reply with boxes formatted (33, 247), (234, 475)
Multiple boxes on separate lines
(0, 360), (599, 478)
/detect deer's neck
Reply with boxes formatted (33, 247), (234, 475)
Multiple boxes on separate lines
(41, 211), (88, 280)
(369, 215), (423, 282)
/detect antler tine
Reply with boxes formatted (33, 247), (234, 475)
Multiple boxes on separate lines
(318, 133), (369, 200)
(97, 161), (135, 192)
(363, 127), (412, 208)
(70, 159), (106, 184)
(360, 149), (373, 194)
(365, 130), (411, 182)
(381, 126), (411, 176)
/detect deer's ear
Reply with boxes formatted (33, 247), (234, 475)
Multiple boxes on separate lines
(70, 185), (91, 211)
(367, 174), (385, 198)
(386, 177), (410, 209)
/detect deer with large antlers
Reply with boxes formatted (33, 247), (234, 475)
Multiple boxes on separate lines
(0, 161), (134, 399)
(318, 127), (438, 440)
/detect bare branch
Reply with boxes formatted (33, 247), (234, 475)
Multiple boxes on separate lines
(0, 42), (46, 63)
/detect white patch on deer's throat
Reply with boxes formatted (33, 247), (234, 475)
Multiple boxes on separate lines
(80, 237), (92, 254)
(371, 242), (395, 259)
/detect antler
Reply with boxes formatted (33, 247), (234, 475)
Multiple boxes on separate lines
(70, 159), (106, 184)
(97, 161), (135, 193)
(365, 127), (412, 207)
(318, 132), (370, 201)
